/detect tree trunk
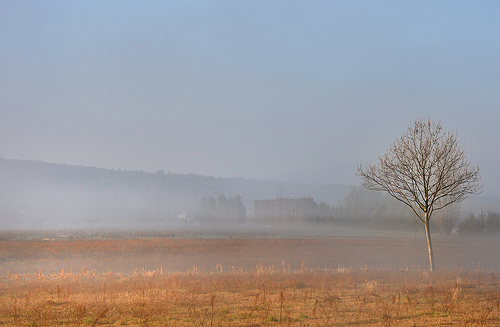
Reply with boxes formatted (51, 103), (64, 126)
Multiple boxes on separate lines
(424, 217), (436, 272)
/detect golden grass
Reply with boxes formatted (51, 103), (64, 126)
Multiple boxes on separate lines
(1, 266), (500, 326)
(1, 233), (500, 326)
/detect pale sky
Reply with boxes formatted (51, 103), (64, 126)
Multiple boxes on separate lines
(1, 1), (499, 189)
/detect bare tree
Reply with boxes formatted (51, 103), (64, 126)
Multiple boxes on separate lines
(357, 118), (482, 271)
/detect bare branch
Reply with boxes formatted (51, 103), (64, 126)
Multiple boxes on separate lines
(356, 118), (482, 271)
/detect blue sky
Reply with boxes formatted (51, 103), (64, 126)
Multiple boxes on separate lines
(1, 1), (499, 189)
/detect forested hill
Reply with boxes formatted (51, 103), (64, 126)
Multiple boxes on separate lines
(0, 158), (351, 229)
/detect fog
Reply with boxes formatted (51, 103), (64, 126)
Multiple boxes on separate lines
(1, 158), (498, 234)
(2, 156), (500, 276)
(1, 2), (500, 275)
(0, 158), (351, 230)
(1, 1), (500, 190)
(2, 227), (500, 277)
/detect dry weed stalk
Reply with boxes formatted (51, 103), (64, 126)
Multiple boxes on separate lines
(279, 290), (284, 323)
(1, 266), (500, 326)
(91, 307), (108, 327)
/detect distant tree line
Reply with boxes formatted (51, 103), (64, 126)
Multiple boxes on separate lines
(0, 157), (350, 229)
(250, 187), (425, 231)
(2, 157), (499, 234)
(334, 186), (418, 231)
(249, 187), (500, 237)
(253, 197), (334, 224)
(197, 194), (246, 224)
(457, 211), (500, 236)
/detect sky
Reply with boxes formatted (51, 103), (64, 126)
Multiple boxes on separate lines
(1, 1), (500, 190)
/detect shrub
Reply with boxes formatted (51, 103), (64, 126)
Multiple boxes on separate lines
(457, 213), (484, 236)
(485, 211), (500, 234)
(457, 211), (500, 236)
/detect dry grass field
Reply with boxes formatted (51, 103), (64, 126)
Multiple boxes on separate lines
(1, 229), (499, 326)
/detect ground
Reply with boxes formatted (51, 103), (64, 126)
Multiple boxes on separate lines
(1, 226), (499, 326)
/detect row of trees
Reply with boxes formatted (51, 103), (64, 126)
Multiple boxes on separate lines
(200, 190), (498, 241)
(253, 197), (332, 223)
(335, 186), (418, 231)
(250, 188), (464, 236)
(457, 211), (500, 236)
(0, 157), (351, 229)
(197, 194), (246, 224)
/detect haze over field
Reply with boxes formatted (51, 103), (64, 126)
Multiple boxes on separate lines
(3, 6), (500, 325)
(1, 1), (499, 191)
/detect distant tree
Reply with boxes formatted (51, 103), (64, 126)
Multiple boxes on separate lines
(198, 194), (246, 224)
(253, 197), (320, 223)
(357, 118), (482, 271)
(459, 211), (500, 236)
(457, 212), (485, 236)
(84, 216), (102, 228)
(485, 211), (500, 234)
(316, 201), (335, 223)
(340, 186), (416, 230)
(199, 196), (217, 222)
(233, 194), (247, 223)
(433, 199), (461, 236)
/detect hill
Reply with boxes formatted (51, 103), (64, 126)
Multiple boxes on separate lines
(0, 158), (351, 230)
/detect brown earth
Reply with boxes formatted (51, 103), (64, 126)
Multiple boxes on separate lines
(1, 230), (499, 275)
(1, 231), (500, 326)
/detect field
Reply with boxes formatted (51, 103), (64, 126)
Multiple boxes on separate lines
(1, 227), (500, 326)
